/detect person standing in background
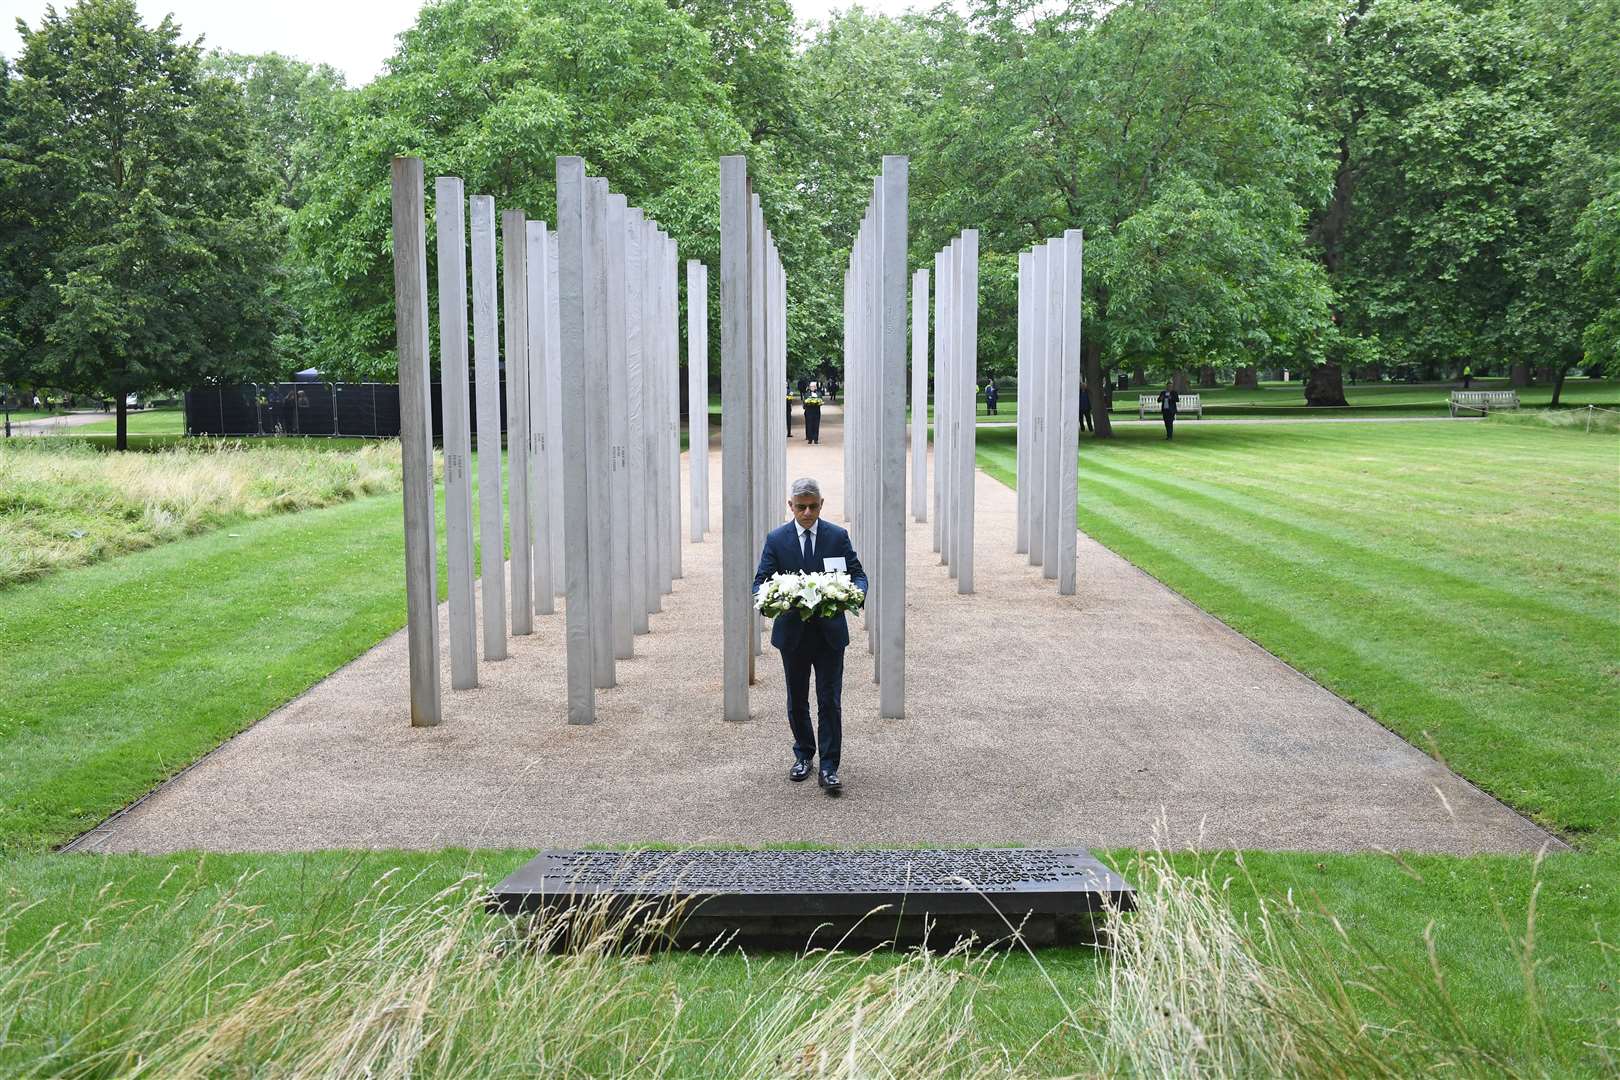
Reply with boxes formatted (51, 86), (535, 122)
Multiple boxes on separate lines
(803, 383), (823, 444)
(984, 379), (998, 415)
(1078, 382), (1092, 433)
(1156, 382), (1179, 440)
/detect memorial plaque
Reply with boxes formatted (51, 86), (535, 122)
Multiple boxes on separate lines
(490, 848), (1133, 949)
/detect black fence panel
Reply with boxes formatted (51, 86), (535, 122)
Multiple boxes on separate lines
(185, 380), (509, 440)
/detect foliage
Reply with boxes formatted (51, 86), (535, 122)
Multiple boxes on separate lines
(292, 0), (748, 380)
(0, 0), (283, 446)
(1303, 0), (1607, 379)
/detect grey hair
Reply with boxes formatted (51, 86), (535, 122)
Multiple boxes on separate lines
(789, 477), (822, 500)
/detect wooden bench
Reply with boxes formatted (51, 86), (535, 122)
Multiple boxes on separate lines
(1137, 393), (1203, 420)
(1449, 390), (1520, 416)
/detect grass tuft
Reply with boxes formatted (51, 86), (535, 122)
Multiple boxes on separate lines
(0, 862), (995, 1078)
(0, 439), (408, 586)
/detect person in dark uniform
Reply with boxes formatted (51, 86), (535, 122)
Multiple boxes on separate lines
(786, 385), (795, 438)
(803, 383), (823, 444)
(753, 478), (867, 794)
(1157, 382), (1179, 440)
(984, 379), (998, 415)
(1078, 382), (1092, 433)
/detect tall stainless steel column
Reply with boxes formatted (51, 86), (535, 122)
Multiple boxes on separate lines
(605, 195), (633, 660)
(876, 156), (907, 717)
(546, 232), (564, 599)
(911, 268), (928, 523)
(555, 157), (594, 723)
(1015, 249), (1031, 555)
(665, 232), (683, 581)
(955, 229), (978, 595)
(525, 220), (554, 617)
(1042, 237), (1064, 581)
(584, 177), (614, 687)
(625, 209), (650, 634)
(502, 209), (533, 637)
(470, 194), (507, 660)
(688, 260), (708, 541)
(1027, 241), (1048, 568)
(1057, 229), (1084, 595)
(389, 157), (441, 727)
(720, 156), (754, 721)
(434, 175), (477, 689)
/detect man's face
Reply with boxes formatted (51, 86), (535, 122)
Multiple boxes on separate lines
(789, 494), (823, 530)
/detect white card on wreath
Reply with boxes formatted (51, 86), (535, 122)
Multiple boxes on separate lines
(822, 557), (847, 573)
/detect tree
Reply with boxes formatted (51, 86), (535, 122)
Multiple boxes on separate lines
(911, 0), (1333, 434)
(1300, 0), (1604, 400)
(205, 51), (346, 211)
(0, 0), (281, 448)
(207, 51), (347, 370)
(293, 0), (749, 380)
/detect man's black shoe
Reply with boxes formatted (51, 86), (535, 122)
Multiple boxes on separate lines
(818, 770), (842, 795)
(789, 760), (813, 782)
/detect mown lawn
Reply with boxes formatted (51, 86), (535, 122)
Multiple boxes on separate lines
(0, 423), (1615, 1072)
(980, 418), (1620, 855)
(67, 406), (186, 434)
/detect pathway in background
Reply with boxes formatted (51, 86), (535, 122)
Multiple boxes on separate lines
(76, 406), (1554, 855)
(7, 411), (116, 435)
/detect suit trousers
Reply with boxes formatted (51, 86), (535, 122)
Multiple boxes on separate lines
(781, 631), (844, 770)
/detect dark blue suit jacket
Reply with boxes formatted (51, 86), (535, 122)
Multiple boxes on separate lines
(752, 520), (868, 651)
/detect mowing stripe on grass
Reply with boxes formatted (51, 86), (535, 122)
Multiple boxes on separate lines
(1081, 460), (1616, 647)
(0, 492), (434, 854)
(976, 421), (1620, 852)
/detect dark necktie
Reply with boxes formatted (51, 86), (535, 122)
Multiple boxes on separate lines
(802, 528), (814, 566)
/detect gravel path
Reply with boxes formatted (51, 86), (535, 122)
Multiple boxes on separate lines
(75, 407), (1554, 855)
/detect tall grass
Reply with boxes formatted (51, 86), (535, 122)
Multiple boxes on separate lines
(1071, 844), (1617, 1077)
(4, 849), (1612, 1076)
(1490, 406), (1620, 433)
(0, 865), (993, 1078)
(0, 440), (407, 586)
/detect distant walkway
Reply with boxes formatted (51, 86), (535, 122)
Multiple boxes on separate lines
(77, 405), (1553, 856)
(6, 411), (115, 435)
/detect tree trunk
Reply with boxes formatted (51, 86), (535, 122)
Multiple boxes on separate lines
(1198, 365), (1217, 388)
(1550, 364), (1569, 407)
(1130, 366), (1146, 387)
(1171, 370), (1190, 394)
(1084, 338), (1112, 439)
(1234, 366), (1258, 389)
(1304, 363), (1348, 406)
(1510, 363), (1530, 387)
(116, 396), (128, 451)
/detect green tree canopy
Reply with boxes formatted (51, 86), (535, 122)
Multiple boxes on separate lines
(293, 0), (750, 379)
(0, 0), (281, 447)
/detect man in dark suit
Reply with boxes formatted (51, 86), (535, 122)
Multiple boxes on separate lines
(752, 477), (867, 795)
(1157, 382), (1179, 440)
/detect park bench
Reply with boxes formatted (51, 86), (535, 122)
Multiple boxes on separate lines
(1449, 390), (1520, 416)
(1137, 393), (1203, 420)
